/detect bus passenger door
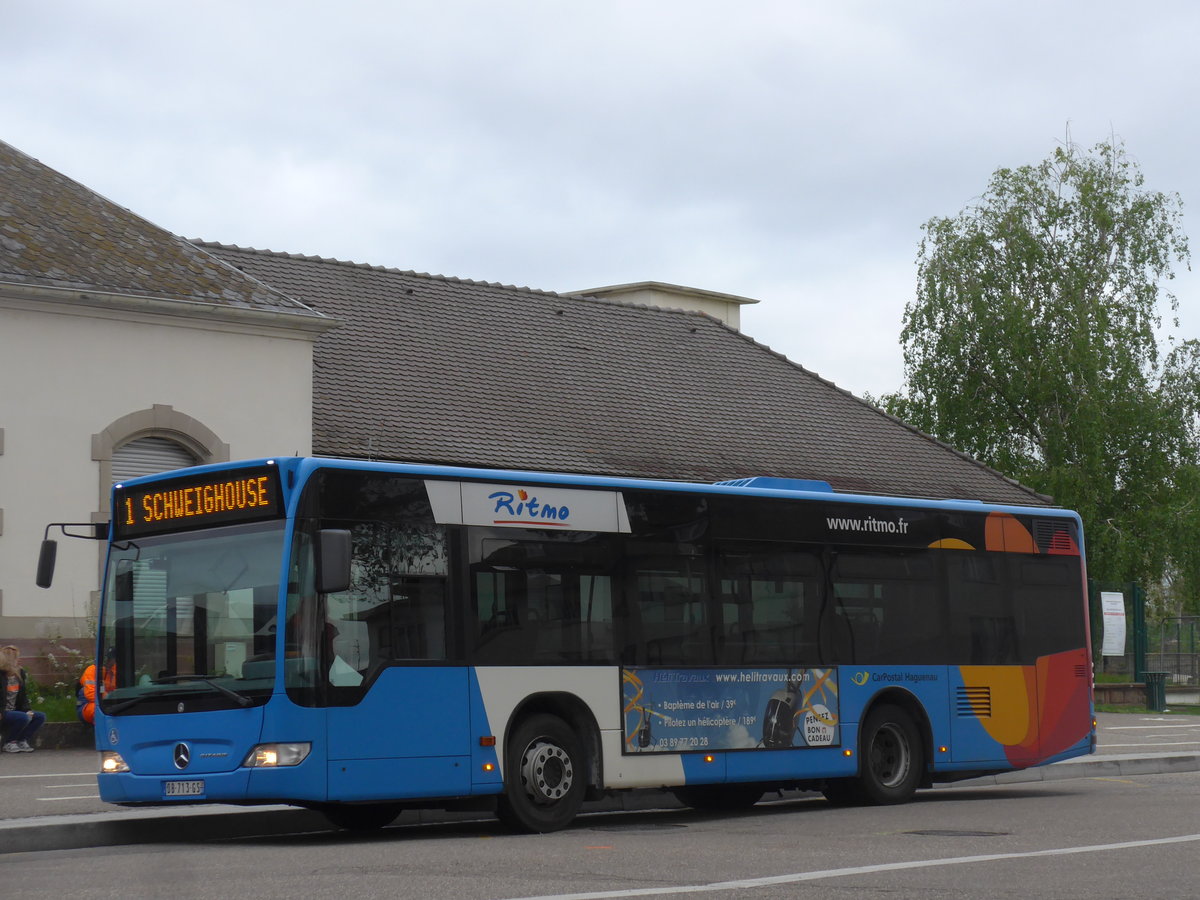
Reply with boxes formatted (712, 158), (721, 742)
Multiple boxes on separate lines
(324, 572), (472, 801)
(326, 667), (471, 801)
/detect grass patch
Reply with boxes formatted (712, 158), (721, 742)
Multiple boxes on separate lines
(34, 694), (80, 723)
(1094, 673), (1137, 684)
(1095, 703), (1200, 716)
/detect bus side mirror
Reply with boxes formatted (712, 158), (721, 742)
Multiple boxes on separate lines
(36, 540), (58, 589)
(315, 529), (352, 594)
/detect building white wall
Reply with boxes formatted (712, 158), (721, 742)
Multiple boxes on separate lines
(0, 294), (321, 638)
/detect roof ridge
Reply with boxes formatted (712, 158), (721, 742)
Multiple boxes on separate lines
(190, 240), (724, 320)
(190, 240), (570, 300)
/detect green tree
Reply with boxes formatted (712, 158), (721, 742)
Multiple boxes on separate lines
(882, 138), (1200, 600)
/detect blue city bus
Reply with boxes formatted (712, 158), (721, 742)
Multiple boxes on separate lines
(39, 457), (1095, 832)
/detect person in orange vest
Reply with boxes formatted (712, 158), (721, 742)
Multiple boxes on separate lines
(76, 648), (117, 725)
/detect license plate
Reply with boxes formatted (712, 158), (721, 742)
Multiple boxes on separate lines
(164, 780), (205, 797)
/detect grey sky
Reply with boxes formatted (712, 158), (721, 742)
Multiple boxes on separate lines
(4, 0), (1198, 398)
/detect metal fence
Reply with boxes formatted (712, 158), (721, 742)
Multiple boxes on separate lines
(1097, 615), (1200, 685)
(1146, 616), (1199, 686)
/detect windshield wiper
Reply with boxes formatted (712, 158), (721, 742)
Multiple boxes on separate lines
(154, 674), (254, 707)
(106, 694), (156, 715)
(105, 679), (255, 714)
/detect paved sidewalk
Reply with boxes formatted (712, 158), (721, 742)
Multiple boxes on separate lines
(3, 712), (1197, 854)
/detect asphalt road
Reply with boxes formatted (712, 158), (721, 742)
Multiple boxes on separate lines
(5, 771), (1200, 899)
(1, 711), (1197, 857)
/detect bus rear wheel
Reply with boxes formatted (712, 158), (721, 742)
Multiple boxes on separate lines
(322, 802), (403, 831)
(857, 704), (922, 805)
(497, 714), (586, 833)
(672, 784), (763, 811)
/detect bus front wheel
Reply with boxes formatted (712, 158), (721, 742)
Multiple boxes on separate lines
(497, 714), (586, 833)
(856, 704), (922, 805)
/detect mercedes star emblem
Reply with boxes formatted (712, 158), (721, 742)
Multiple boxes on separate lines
(173, 743), (191, 770)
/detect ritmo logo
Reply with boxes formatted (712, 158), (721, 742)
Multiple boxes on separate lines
(489, 489), (570, 525)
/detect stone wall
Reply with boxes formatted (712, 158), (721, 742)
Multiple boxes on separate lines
(1, 637), (93, 690)
(36, 721), (94, 749)
(1093, 682), (1148, 705)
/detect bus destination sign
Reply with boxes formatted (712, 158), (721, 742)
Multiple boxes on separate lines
(113, 466), (284, 539)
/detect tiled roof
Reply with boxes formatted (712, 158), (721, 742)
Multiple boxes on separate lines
(0, 140), (321, 317)
(200, 242), (1051, 506)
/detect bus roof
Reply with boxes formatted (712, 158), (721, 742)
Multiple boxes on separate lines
(113, 456), (1081, 523)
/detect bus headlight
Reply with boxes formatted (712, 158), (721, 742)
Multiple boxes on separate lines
(242, 742), (311, 768)
(100, 751), (129, 774)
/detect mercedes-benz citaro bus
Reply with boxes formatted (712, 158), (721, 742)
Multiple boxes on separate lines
(37, 457), (1095, 832)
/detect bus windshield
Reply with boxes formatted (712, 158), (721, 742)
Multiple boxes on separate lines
(98, 520), (286, 715)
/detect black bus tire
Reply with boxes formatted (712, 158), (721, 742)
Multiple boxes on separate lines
(497, 714), (586, 833)
(857, 704), (923, 805)
(672, 783), (763, 811)
(322, 802), (403, 831)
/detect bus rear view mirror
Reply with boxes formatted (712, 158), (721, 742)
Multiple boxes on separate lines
(316, 529), (352, 595)
(36, 521), (110, 588)
(36, 539), (58, 588)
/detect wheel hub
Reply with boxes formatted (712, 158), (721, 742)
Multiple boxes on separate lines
(870, 723), (911, 787)
(520, 739), (574, 804)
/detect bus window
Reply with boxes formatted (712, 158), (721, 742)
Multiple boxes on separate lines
(946, 552), (1018, 664)
(322, 520), (449, 679)
(624, 541), (713, 666)
(289, 472), (451, 705)
(717, 547), (821, 665)
(470, 530), (618, 664)
(1010, 555), (1086, 658)
(829, 550), (944, 664)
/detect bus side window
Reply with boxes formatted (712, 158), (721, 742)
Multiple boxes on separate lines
(320, 520), (449, 697)
(469, 531), (618, 665)
(628, 552), (713, 666)
(297, 473), (452, 704)
(1010, 556), (1084, 659)
(946, 552), (1018, 664)
(717, 547), (820, 665)
(578, 575), (615, 662)
(830, 551), (943, 665)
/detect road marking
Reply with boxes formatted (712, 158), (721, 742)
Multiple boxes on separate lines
(0, 772), (96, 780)
(38, 795), (100, 801)
(509, 833), (1200, 900)
(1108, 725), (1200, 730)
(1100, 741), (1200, 748)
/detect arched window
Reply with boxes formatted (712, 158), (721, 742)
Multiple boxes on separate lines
(92, 404), (230, 518)
(111, 436), (198, 484)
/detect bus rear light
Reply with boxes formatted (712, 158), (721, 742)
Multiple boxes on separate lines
(480, 736), (496, 747)
(483, 762), (496, 772)
(100, 751), (129, 773)
(242, 742), (311, 768)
